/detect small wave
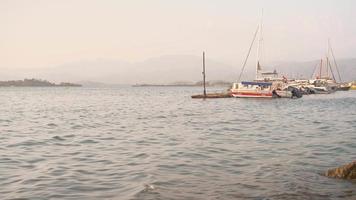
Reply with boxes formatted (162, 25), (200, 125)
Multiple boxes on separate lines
(27, 158), (45, 164)
(52, 136), (65, 141)
(80, 139), (98, 144)
(6, 140), (45, 148)
(63, 134), (75, 138)
(132, 153), (149, 159)
(71, 125), (83, 129)
(47, 123), (58, 127)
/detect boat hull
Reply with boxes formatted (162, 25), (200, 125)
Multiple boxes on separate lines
(231, 92), (273, 98)
(337, 86), (351, 91)
(276, 90), (293, 98)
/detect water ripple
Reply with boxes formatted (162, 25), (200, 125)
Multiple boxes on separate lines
(0, 88), (355, 200)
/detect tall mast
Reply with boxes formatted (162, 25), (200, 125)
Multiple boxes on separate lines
(319, 59), (323, 79)
(256, 10), (263, 80)
(202, 51), (206, 97)
(326, 39), (330, 78)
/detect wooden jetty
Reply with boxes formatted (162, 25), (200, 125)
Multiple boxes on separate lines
(191, 92), (232, 99)
(191, 52), (232, 99)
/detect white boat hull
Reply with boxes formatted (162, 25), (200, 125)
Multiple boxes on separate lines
(276, 90), (293, 98)
(231, 91), (273, 98)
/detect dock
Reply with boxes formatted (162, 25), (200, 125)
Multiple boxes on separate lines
(191, 92), (232, 99)
(191, 52), (232, 99)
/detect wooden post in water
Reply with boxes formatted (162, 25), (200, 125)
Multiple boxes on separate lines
(202, 51), (206, 98)
(191, 51), (231, 99)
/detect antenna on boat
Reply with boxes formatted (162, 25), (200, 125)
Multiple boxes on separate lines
(202, 51), (206, 98)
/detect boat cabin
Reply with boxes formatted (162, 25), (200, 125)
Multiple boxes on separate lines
(232, 81), (272, 90)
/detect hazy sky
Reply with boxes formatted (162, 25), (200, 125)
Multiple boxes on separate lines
(1, 0), (356, 69)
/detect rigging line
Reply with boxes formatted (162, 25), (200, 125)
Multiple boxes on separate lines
(311, 61), (319, 79)
(329, 42), (342, 82)
(326, 55), (329, 77)
(237, 25), (259, 82)
(327, 57), (336, 81)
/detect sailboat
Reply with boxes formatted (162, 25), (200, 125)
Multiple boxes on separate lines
(309, 40), (345, 93)
(230, 15), (300, 98)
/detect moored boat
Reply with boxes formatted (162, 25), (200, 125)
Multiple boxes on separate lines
(230, 81), (301, 98)
(229, 14), (301, 99)
(287, 40), (348, 94)
(337, 83), (351, 91)
(350, 81), (356, 90)
(230, 82), (273, 98)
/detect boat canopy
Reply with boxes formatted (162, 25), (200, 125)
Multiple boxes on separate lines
(241, 81), (272, 86)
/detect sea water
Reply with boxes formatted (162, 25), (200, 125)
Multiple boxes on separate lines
(0, 87), (355, 200)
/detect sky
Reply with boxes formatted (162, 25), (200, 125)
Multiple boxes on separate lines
(1, 0), (356, 70)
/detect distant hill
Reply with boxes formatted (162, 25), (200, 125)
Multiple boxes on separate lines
(4, 55), (240, 85)
(0, 78), (81, 87)
(1, 55), (355, 84)
(271, 58), (356, 82)
(76, 81), (113, 87)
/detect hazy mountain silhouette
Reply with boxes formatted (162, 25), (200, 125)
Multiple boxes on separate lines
(1, 55), (355, 85)
(271, 58), (356, 82)
(23, 55), (243, 84)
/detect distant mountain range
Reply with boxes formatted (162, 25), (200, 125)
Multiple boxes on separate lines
(1, 55), (355, 86)
(272, 58), (356, 82)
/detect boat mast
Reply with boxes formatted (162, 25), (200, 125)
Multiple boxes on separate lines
(326, 55), (329, 78)
(319, 59), (323, 79)
(326, 39), (336, 81)
(327, 40), (329, 78)
(202, 51), (206, 97)
(256, 10), (263, 80)
(329, 40), (342, 82)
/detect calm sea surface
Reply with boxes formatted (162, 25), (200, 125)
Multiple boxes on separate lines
(0, 87), (355, 200)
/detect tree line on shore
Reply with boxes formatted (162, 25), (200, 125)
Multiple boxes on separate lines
(0, 79), (81, 87)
